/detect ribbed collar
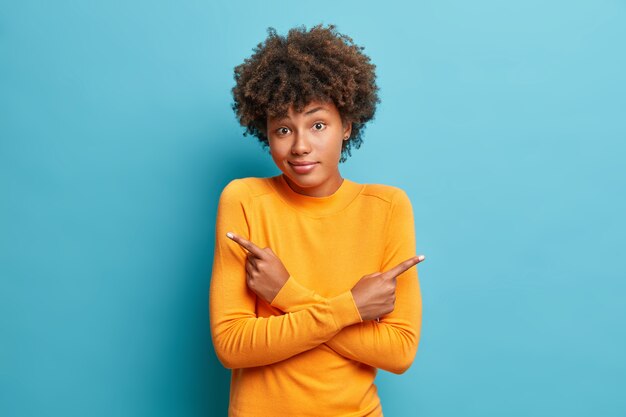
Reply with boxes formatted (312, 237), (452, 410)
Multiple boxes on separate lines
(269, 173), (364, 217)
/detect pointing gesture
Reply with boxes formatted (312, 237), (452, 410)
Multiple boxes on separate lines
(227, 231), (267, 259)
(227, 230), (426, 321)
(382, 256), (424, 281)
(351, 255), (425, 321)
(226, 231), (290, 303)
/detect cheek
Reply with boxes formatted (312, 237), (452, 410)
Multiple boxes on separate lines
(268, 139), (281, 154)
(268, 140), (289, 162)
(327, 136), (344, 156)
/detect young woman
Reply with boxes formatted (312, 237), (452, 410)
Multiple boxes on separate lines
(209, 24), (425, 417)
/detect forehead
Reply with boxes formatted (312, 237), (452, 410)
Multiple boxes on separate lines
(268, 100), (339, 122)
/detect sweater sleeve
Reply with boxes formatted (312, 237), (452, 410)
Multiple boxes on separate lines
(209, 180), (363, 369)
(270, 189), (422, 374)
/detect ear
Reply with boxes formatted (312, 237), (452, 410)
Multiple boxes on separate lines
(342, 120), (352, 140)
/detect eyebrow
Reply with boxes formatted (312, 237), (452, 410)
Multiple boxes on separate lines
(304, 106), (326, 116)
(273, 106), (328, 122)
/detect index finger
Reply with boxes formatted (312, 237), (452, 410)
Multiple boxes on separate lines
(383, 255), (425, 279)
(226, 232), (265, 258)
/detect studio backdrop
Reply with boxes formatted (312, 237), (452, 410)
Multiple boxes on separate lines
(1, 1), (625, 416)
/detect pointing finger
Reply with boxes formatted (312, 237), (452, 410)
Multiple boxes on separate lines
(246, 252), (258, 267)
(226, 232), (266, 258)
(383, 255), (425, 279)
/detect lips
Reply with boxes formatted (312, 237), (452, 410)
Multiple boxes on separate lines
(289, 161), (318, 166)
(289, 161), (319, 174)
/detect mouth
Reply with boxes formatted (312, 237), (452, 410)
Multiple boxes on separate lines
(288, 161), (319, 174)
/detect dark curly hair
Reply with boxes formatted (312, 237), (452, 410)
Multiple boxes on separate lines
(231, 24), (380, 163)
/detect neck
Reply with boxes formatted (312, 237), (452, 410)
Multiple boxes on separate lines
(283, 173), (344, 197)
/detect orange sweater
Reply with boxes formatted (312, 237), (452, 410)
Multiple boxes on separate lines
(209, 174), (422, 417)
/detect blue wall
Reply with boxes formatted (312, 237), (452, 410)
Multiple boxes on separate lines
(1, 1), (625, 416)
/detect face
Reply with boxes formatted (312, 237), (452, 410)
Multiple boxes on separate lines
(267, 100), (352, 197)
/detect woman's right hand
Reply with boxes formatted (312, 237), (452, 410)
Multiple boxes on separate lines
(351, 255), (425, 321)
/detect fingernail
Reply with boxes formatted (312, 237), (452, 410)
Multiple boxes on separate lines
(418, 255), (425, 261)
(226, 232), (234, 239)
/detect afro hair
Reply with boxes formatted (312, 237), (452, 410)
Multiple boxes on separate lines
(231, 23), (380, 162)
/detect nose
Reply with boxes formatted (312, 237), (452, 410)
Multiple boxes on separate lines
(291, 131), (311, 155)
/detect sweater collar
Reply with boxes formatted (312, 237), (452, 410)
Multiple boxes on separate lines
(270, 173), (363, 217)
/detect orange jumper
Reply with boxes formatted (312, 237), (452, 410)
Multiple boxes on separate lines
(209, 174), (422, 417)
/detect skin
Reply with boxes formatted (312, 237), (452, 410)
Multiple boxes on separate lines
(266, 100), (352, 197)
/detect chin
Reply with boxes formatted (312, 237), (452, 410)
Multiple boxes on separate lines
(286, 174), (314, 186)
(284, 171), (322, 188)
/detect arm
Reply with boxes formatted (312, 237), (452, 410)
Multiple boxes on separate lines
(209, 180), (363, 369)
(270, 189), (422, 374)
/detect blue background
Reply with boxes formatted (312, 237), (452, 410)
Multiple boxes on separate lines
(1, 0), (625, 416)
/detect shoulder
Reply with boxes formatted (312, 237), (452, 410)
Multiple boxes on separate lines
(359, 182), (415, 232)
(360, 182), (412, 208)
(219, 176), (275, 203)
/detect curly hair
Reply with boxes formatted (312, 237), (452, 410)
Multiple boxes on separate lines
(231, 24), (380, 163)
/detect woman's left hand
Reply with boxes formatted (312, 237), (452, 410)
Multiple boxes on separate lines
(226, 231), (290, 303)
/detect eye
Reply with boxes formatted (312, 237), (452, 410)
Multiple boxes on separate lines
(313, 122), (326, 131)
(275, 127), (290, 136)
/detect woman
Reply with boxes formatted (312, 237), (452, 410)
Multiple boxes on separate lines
(209, 24), (425, 417)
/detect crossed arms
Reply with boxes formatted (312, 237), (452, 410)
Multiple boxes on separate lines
(208, 181), (423, 374)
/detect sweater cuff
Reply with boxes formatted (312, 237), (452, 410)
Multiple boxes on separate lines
(328, 290), (363, 329)
(271, 276), (323, 312)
